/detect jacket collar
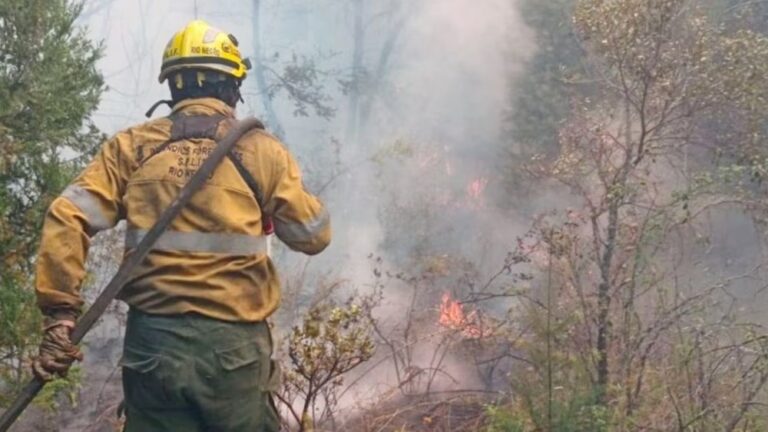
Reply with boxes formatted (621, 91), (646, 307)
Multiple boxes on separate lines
(171, 97), (235, 118)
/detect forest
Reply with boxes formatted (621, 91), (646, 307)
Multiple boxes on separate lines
(2, 0), (768, 431)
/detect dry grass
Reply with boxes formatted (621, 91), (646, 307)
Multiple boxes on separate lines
(336, 393), (494, 432)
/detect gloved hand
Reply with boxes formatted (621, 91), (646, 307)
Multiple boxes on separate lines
(32, 318), (83, 381)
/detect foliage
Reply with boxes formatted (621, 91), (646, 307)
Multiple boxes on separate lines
(503, 0), (588, 205)
(710, 0), (768, 34)
(264, 52), (337, 120)
(486, 0), (768, 430)
(278, 293), (377, 431)
(372, 137), (493, 268)
(0, 274), (40, 406)
(485, 394), (610, 432)
(509, 0), (584, 155)
(484, 404), (527, 432)
(34, 367), (83, 411)
(0, 0), (104, 407)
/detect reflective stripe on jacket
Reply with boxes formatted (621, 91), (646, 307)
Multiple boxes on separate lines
(35, 97), (331, 322)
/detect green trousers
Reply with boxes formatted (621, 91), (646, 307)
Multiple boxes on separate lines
(121, 309), (281, 431)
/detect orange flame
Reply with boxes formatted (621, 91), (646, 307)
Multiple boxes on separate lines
(439, 292), (484, 338)
(467, 177), (488, 200)
(439, 292), (465, 328)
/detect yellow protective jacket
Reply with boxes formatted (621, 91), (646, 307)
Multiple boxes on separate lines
(35, 98), (331, 322)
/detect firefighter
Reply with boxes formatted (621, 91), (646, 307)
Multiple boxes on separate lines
(31, 20), (330, 431)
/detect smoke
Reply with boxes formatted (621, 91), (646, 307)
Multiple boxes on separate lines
(322, 0), (534, 278)
(50, 0), (539, 429)
(79, 0), (534, 261)
(10, 2), (763, 431)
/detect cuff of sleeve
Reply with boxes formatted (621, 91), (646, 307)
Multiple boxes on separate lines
(43, 308), (80, 323)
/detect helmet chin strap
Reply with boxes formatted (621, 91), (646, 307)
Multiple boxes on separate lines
(145, 99), (174, 118)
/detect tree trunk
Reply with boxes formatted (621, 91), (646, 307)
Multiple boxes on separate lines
(595, 208), (616, 404)
(596, 98), (636, 404)
(358, 11), (406, 134)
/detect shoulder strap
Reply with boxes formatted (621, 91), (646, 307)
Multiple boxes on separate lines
(170, 114), (225, 141)
(138, 114), (225, 166)
(215, 117), (268, 211)
(140, 114), (268, 211)
(227, 152), (267, 208)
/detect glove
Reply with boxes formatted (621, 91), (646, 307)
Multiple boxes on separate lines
(32, 318), (83, 381)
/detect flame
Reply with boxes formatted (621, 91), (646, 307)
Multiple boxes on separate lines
(467, 177), (488, 200)
(439, 292), (465, 328)
(438, 292), (484, 338)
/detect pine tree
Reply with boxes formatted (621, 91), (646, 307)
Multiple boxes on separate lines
(0, 0), (104, 405)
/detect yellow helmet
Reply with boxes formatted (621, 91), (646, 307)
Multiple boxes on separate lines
(159, 20), (250, 83)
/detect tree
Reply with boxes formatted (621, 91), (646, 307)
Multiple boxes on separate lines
(342, 0), (411, 147)
(484, 0), (768, 429)
(0, 0), (104, 406)
(502, 0), (589, 206)
(251, 0), (285, 138)
(248, 0), (338, 141)
(568, 0), (768, 404)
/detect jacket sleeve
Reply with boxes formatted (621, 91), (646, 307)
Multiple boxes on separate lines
(253, 133), (331, 255)
(35, 132), (134, 319)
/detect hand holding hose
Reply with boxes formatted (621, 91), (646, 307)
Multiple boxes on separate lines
(32, 318), (83, 381)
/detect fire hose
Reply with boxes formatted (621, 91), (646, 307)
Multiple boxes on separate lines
(0, 117), (264, 432)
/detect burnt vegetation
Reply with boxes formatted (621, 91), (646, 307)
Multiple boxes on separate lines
(2, 0), (768, 431)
